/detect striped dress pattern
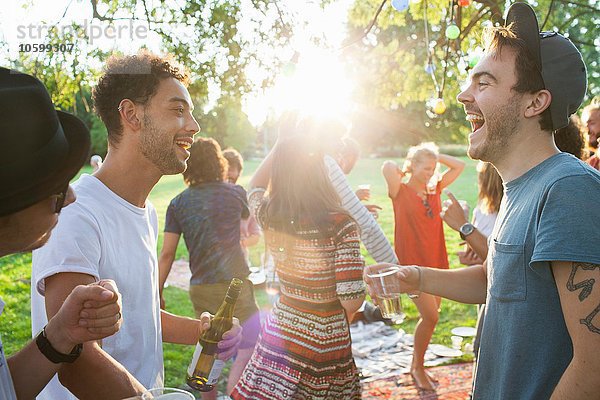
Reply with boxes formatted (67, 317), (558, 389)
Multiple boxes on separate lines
(231, 190), (365, 399)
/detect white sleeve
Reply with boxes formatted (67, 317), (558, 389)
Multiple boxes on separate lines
(32, 204), (101, 296)
(324, 156), (398, 264)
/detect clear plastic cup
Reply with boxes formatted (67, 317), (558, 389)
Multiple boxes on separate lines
(366, 266), (405, 322)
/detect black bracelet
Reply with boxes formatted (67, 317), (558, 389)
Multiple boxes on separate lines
(35, 326), (83, 364)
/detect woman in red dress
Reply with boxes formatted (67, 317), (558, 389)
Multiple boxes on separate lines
(382, 142), (465, 390)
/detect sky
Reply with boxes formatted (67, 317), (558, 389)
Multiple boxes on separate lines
(0, 0), (356, 126)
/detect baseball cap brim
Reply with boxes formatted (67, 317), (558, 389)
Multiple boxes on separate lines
(505, 3), (542, 70)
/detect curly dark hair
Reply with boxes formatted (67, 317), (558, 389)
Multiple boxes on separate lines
(554, 115), (586, 160)
(92, 50), (189, 146)
(222, 147), (244, 171)
(183, 137), (227, 186)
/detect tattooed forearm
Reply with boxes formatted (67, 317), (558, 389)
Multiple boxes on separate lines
(567, 263), (597, 301)
(566, 262), (600, 334)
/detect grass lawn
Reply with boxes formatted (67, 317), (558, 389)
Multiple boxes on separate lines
(0, 156), (480, 391)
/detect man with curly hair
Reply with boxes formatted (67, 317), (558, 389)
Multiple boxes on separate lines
(30, 51), (242, 400)
(159, 138), (260, 399)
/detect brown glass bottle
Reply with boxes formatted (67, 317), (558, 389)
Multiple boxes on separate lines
(186, 278), (243, 392)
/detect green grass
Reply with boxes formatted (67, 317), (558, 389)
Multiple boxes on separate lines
(0, 156), (479, 390)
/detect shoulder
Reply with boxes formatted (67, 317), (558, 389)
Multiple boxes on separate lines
(330, 212), (358, 234)
(168, 188), (192, 207)
(230, 183), (248, 198)
(544, 157), (600, 195)
(323, 155), (343, 177)
(546, 153), (599, 179)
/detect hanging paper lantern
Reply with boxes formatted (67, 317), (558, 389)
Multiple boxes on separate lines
(458, 0), (471, 6)
(433, 98), (447, 115)
(391, 0), (409, 12)
(468, 53), (481, 68)
(424, 63), (435, 75)
(445, 24), (460, 40)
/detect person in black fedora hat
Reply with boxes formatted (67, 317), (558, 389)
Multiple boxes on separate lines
(364, 3), (600, 399)
(29, 51), (243, 400)
(0, 67), (123, 399)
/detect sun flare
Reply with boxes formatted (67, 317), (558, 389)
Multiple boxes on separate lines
(268, 48), (354, 120)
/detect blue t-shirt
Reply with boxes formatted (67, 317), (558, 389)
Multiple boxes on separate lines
(165, 182), (250, 285)
(474, 153), (600, 399)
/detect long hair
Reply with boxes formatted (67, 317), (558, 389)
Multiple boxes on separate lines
(262, 135), (346, 237)
(182, 137), (227, 186)
(477, 161), (503, 214)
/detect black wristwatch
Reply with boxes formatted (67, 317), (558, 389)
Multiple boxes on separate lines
(36, 326), (83, 363)
(459, 223), (476, 240)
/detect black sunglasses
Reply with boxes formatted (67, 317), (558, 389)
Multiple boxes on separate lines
(422, 198), (434, 219)
(52, 185), (69, 214)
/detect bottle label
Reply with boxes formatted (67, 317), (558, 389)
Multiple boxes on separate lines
(187, 342), (204, 377)
(206, 359), (225, 385)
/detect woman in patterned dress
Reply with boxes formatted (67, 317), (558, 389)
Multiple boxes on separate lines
(231, 133), (365, 400)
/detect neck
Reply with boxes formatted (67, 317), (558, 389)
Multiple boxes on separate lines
(492, 126), (559, 183)
(93, 147), (163, 208)
(407, 176), (427, 192)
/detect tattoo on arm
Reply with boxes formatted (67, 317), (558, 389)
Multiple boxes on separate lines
(566, 262), (600, 334)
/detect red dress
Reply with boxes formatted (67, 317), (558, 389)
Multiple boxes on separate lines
(391, 182), (449, 269)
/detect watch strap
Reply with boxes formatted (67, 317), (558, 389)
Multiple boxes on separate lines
(36, 326), (83, 364)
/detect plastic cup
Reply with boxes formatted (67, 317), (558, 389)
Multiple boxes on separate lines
(141, 388), (195, 400)
(451, 335), (464, 350)
(366, 266), (405, 322)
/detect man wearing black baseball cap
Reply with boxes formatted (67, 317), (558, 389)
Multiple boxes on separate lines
(0, 67), (123, 399)
(365, 3), (600, 399)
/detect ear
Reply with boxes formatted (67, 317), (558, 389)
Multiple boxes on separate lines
(118, 99), (142, 131)
(524, 89), (552, 119)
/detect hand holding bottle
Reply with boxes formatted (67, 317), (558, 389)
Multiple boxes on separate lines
(187, 279), (244, 392)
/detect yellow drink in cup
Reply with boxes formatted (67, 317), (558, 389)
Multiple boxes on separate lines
(367, 266), (405, 323)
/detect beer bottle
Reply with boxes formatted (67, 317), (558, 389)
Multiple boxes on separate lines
(186, 278), (243, 392)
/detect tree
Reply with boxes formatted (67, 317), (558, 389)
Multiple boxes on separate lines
(4, 0), (292, 154)
(344, 0), (600, 148)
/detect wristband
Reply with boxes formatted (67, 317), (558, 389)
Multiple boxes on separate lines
(408, 266), (422, 299)
(35, 326), (82, 364)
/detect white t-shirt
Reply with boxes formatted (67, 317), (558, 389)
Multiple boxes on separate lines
(31, 174), (163, 400)
(0, 298), (17, 400)
(472, 205), (498, 237)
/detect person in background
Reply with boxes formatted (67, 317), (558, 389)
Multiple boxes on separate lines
(382, 142), (465, 390)
(582, 101), (600, 168)
(442, 161), (503, 265)
(336, 136), (382, 219)
(90, 154), (103, 173)
(0, 67), (122, 400)
(441, 161), (503, 360)
(31, 51), (241, 400)
(158, 138), (259, 398)
(554, 115), (587, 160)
(294, 116), (399, 266)
(232, 133), (365, 399)
(222, 148), (261, 262)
